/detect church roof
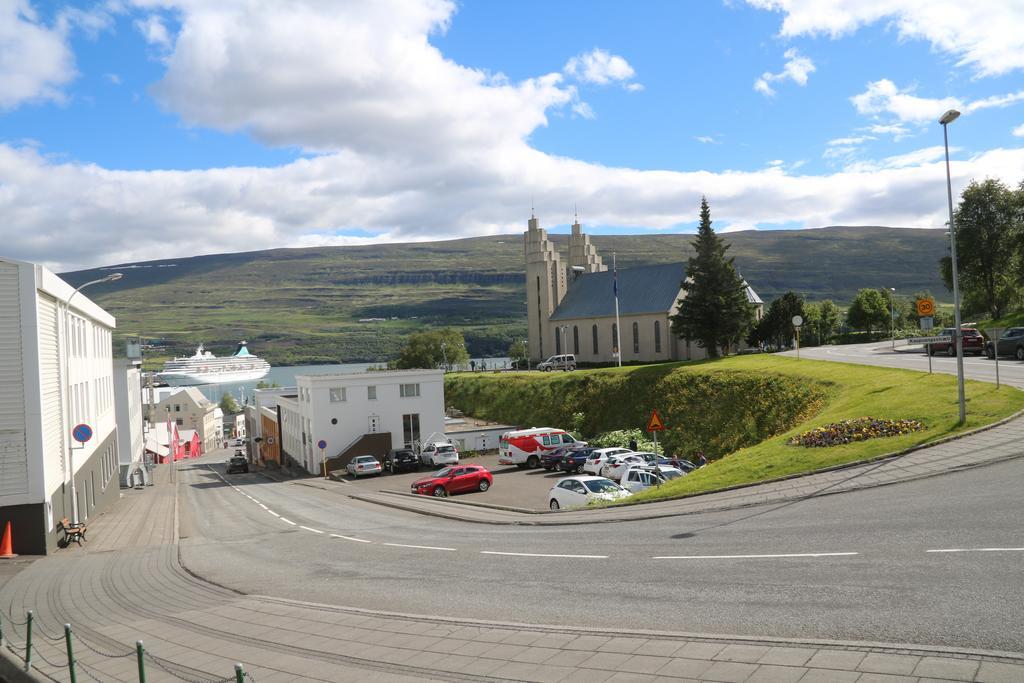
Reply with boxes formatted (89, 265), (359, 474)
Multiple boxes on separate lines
(550, 262), (686, 321)
(742, 280), (764, 305)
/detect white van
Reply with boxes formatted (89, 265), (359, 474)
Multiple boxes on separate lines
(536, 354), (576, 371)
(498, 427), (586, 469)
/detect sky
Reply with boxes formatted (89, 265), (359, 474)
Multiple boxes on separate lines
(2, 0), (1024, 272)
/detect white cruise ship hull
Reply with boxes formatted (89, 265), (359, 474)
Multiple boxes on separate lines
(158, 367), (270, 386)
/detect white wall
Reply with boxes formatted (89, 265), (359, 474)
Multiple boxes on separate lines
(114, 360), (144, 468)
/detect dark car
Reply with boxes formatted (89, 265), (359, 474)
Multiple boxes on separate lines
(383, 448), (419, 473)
(928, 327), (984, 356)
(636, 452), (696, 472)
(226, 455), (248, 474)
(559, 447), (595, 474)
(986, 327), (1024, 360)
(541, 447), (574, 471)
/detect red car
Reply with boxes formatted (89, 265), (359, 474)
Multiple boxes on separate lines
(927, 327), (985, 356)
(411, 465), (493, 497)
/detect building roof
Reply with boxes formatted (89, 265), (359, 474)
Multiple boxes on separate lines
(550, 262), (686, 321)
(742, 280), (764, 305)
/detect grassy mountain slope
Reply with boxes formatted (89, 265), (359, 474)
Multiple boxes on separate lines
(61, 226), (949, 365)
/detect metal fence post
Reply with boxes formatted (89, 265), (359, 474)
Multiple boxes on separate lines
(136, 640), (146, 683)
(235, 663), (245, 683)
(0, 609), (4, 647)
(24, 610), (33, 672)
(65, 624), (77, 683)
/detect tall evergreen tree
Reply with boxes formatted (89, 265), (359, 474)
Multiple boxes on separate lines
(670, 197), (755, 358)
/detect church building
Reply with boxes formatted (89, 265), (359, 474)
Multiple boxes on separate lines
(525, 214), (763, 364)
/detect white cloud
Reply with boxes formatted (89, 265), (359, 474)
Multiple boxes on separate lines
(0, 0), (76, 109)
(1014, 123), (1024, 137)
(694, 135), (718, 144)
(851, 79), (1024, 124)
(865, 123), (911, 140)
(753, 48), (815, 97)
(134, 14), (170, 47)
(104, 72), (121, 85)
(827, 136), (874, 146)
(564, 48), (640, 90)
(746, 0), (1024, 77)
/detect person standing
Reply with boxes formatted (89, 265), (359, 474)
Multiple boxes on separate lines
(629, 437), (638, 452)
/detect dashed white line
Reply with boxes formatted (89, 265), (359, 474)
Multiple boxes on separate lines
(266, 510), (280, 517)
(279, 517), (297, 526)
(299, 525), (324, 534)
(652, 552), (859, 560)
(480, 551), (608, 559)
(258, 503), (268, 510)
(330, 533), (372, 543)
(927, 547), (1024, 554)
(383, 543), (457, 551)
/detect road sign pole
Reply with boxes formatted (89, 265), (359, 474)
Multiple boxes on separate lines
(652, 429), (658, 457)
(995, 351), (1000, 389)
(927, 344), (932, 374)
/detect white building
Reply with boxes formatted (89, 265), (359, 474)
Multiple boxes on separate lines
(113, 358), (145, 486)
(273, 369), (445, 475)
(144, 386), (218, 454)
(0, 257), (119, 555)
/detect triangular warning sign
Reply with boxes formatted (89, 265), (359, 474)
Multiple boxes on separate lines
(646, 409), (666, 432)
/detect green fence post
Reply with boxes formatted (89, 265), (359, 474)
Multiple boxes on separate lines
(234, 663), (244, 683)
(136, 640), (146, 683)
(64, 624), (77, 683)
(24, 610), (33, 672)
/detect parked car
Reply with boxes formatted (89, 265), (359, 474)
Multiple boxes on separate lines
(346, 455), (382, 477)
(225, 455), (248, 474)
(634, 452), (696, 472)
(601, 454), (649, 481)
(420, 442), (459, 467)
(536, 354), (576, 371)
(541, 447), (574, 471)
(383, 448), (419, 473)
(547, 476), (632, 510)
(232, 438), (243, 447)
(581, 447), (634, 476)
(620, 465), (685, 493)
(986, 327), (1024, 360)
(928, 327), (985, 356)
(559, 447), (596, 474)
(411, 465), (493, 497)
(499, 427), (587, 469)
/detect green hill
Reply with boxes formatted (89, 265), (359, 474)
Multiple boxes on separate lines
(61, 226), (950, 365)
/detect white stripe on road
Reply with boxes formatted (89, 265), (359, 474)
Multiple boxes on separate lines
(480, 551), (608, 559)
(267, 510), (280, 517)
(383, 543), (456, 551)
(279, 518), (297, 526)
(258, 503), (268, 510)
(927, 547), (1024, 553)
(299, 526), (324, 534)
(330, 533), (372, 543)
(652, 552), (859, 560)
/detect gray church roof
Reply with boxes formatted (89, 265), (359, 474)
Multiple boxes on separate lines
(742, 280), (764, 305)
(550, 262), (687, 321)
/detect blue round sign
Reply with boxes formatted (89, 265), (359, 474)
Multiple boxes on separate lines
(72, 423), (93, 443)
(317, 439), (327, 450)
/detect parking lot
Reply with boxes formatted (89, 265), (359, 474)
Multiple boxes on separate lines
(338, 453), (576, 511)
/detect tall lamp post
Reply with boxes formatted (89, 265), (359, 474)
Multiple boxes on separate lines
(940, 108), (966, 423)
(889, 287), (897, 350)
(62, 272), (122, 524)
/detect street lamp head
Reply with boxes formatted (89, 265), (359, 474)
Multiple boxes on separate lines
(939, 109), (960, 125)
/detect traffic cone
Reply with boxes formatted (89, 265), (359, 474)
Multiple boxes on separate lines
(0, 521), (17, 559)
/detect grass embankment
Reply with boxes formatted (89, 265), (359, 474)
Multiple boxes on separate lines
(445, 356), (1024, 502)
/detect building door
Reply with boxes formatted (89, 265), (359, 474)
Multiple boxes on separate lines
(368, 415), (380, 433)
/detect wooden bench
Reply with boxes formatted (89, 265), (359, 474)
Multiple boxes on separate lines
(59, 517), (87, 547)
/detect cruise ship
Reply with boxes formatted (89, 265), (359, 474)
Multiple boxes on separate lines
(158, 342), (271, 386)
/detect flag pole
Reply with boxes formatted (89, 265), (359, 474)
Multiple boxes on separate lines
(613, 252), (622, 367)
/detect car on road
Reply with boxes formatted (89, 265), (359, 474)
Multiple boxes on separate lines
(559, 447), (595, 474)
(581, 447), (634, 476)
(225, 455), (248, 474)
(620, 465), (685, 493)
(411, 465), (493, 497)
(499, 427), (587, 469)
(232, 438), (243, 447)
(383, 448), (420, 473)
(346, 455), (382, 477)
(928, 327), (984, 356)
(547, 476), (632, 510)
(601, 454), (649, 481)
(536, 354), (576, 371)
(419, 442), (459, 467)
(986, 327), (1024, 360)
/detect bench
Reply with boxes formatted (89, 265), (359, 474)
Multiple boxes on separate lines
(59, 517), (87, 547)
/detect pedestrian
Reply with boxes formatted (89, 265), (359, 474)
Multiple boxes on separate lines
(697, 451), (707, 468)
(629, 437), (638, 452)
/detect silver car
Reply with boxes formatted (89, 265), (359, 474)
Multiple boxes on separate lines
(346, 455), (382, 477)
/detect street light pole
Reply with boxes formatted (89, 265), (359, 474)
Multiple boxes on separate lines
(889, 287), (896, 350)
(61, 273), (122, 524)
(940, 109), (966, 423)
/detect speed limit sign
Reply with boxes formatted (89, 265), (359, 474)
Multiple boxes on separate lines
(917, 299), (935, 316)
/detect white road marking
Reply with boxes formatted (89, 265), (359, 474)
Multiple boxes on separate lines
(267, 510), (280, 517)
(299, 526), (324, 534)
(330, 533), (372, 544)
(480, 551), (608, 559)
(279, 517), (297, 526)
(383, 543), (457, 551)
(652, 552), (859, 560)
(258, 504), (268, 510)
(927, 547), (1024, 553)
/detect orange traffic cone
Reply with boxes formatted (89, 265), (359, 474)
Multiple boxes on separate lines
(0, 521), (17, 559)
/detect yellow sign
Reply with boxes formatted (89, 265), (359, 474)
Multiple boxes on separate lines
(646, 409), (666, 432)
(917, 298), (935, 316)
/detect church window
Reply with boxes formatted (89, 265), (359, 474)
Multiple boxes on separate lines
(592, 325), (599, 354)
(555, 327), (561, 355)
(655, 321), (662, 353)
(632, 322), (639, 354)
(573, 326), (579, 355)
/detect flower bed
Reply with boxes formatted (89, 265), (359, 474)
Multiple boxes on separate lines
(789, 417), (925, 447)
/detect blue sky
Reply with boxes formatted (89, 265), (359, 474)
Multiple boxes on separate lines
(1, 0), (1023, 270)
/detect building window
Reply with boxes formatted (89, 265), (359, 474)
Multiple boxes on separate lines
(573, 326), (580, 355)
(612, 323), (618, 354)
(329, 387), (346, 402)
(400, 383), (420, 398)
(592, 324), (599, 354)
(632, 321), (640, 354)
(367, 386), (377, 400)
(655, 321), (662, 353)
(555, 327), (561, 355)
(176, 418), (183, 426)
(403, 413), (421, 447)
(174, 404), (180, 412)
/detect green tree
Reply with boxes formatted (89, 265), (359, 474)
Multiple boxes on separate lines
(393, 328), (469, 370)
(748, 291), (805, 349)
(817, 300), (840, 343)
(939, 179), (1020, 319)
(846, 288), (889, 334)
(507, 339), (528, 367)
(255, 380), (281, 389)
(219, 393), (240, 414)
(670, 197), (755, 357)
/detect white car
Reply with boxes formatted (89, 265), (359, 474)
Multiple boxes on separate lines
(620, 465), (685, 493)
(420, 442), (459, 467)
(346, 455), (382, 477)
(581, 447), (634, 476)
(548, 476), (632, 510)
(601, 454), (648, 481)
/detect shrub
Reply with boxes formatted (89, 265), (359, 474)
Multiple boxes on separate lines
(789, 417), (924, 447)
